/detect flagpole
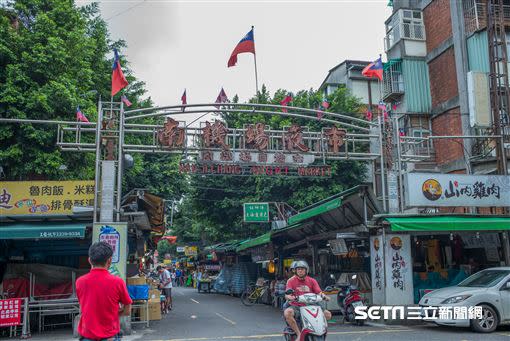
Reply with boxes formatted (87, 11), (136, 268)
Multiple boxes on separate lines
(252, 26), (259, 97)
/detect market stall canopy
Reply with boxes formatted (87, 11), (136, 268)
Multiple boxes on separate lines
(272, 185), (380, 248)
(385, 215), (510, 232)
(236, 232), (271, 252)
(0, 222), (88, 239)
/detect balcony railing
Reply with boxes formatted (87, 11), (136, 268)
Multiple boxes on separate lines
(383, 60), (405, 101)
(385, 22), (426, 51)
(463, 0), (510, 35)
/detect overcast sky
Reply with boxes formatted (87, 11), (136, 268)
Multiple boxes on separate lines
(79, 0), (392, 107)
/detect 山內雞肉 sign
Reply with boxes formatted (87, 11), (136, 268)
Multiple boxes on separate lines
(405, 173), (510, 207)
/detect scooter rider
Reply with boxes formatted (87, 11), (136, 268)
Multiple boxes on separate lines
(284, 260), (332, 339)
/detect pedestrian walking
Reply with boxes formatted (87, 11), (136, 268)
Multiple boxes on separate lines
(76, 242), (132, 341)
(157, 265), (173, 313)
(171, 269), (177, 287)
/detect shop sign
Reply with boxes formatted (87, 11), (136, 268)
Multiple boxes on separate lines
(384, 234), (413, 305)
(405, 173), (510, 207)
(185, 246), (198, 256)
(329, 239), (348, 255)
(176, 246), (186, 253)
(244, 203), (269, 222)
(370, 236), (385, 305)
(0, 180), (95, 216)
(0, 298), (22, 327)
(93, 223), (128, 280)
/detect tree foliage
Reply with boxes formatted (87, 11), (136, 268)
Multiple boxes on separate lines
(172, 86), (368, 244)
(0, 0), (186, 200)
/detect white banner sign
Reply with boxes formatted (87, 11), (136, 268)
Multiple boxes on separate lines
(370, 236), (385, 305)
(405, 173), (510, 207)
(384, 234), (413, 305)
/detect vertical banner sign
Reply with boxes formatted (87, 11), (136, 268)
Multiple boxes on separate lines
(384, 234), (413, 305)
(387, 171), (399, 213)
(243, 203), (269, 222)
(370, 236), (385, 305)
(0, 299), (22, 327)
(100, 161), (116, 222)
(93, 223), (128, 280)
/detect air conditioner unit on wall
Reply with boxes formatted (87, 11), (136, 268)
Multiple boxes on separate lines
(467, 71), (492, 128)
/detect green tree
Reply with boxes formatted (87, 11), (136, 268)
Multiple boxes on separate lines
(0, 1), (143, 180)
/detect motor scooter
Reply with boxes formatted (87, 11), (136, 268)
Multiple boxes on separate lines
(282, 288), (332, 341)
(336, 275), (365, 326)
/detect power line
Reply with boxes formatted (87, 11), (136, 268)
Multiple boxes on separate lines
(104, 0), (146, 21)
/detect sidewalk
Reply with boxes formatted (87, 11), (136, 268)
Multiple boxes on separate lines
(1, 325), (158, 341)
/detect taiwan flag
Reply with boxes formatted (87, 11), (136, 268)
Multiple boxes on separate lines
(362, 55), (383, 81)
(76, 107), (89, 123)
(111, 49), (128, 96)
(228, 28), (256, 67)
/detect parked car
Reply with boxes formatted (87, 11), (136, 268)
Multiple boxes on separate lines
(419, 267), (510, 333)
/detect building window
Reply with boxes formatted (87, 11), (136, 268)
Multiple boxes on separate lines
(385, 9), (425, 51)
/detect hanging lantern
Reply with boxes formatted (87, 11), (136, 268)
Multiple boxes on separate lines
(268, 260), (275, 274)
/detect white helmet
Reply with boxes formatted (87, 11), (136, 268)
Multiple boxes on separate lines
(294, 260), (309, 273)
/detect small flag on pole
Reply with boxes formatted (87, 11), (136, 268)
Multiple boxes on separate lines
(181, 89), (187, 112)
(321, 98), (330, 109)
(399, 128), (406, 142)
(111, 49), (129, 96)
(214, 88), (229, 108)
(76, 107), (89, 123)
(378, 100), (386, 111)
(280, 94), (292, 113)
(362, 55), (384, 81)
(392, 101), (401, 111)
(121, 95), (132, 107)
(365, 110), (373, 121)
(228, 28), (256, 68)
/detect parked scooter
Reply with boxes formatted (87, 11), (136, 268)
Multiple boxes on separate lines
(336, 275), (365, 326)
(283, 288), (332, 341)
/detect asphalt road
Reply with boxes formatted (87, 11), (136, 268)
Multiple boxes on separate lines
(10, 286), (510, 341)
(137, 287), (510, 341)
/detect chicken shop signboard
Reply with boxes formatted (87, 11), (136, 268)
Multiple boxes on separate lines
(404, 173), (510, 207)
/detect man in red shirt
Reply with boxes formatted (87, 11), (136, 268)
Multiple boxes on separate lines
(77, 242), (132, 341)
(284, 260), (331, 339)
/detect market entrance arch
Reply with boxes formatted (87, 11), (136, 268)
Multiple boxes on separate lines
(56, 100), (386, 223)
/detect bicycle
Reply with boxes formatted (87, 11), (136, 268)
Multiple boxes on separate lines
(241, 281), (269, 306)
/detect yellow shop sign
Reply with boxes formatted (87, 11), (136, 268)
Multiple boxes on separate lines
(0, 180), (95, 216)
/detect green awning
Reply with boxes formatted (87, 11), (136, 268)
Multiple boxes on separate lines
(386, 216), (510, 232)
(287, 198), (342, 225)
(236, 232), (271, 252)
(0, 222), (87, 239)
(383, 58), (402, 71)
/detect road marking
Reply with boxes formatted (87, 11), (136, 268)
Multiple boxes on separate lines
(215, 312), (236, 325)
(190, 298), (200, 304)
(163, 328), (413, 341)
